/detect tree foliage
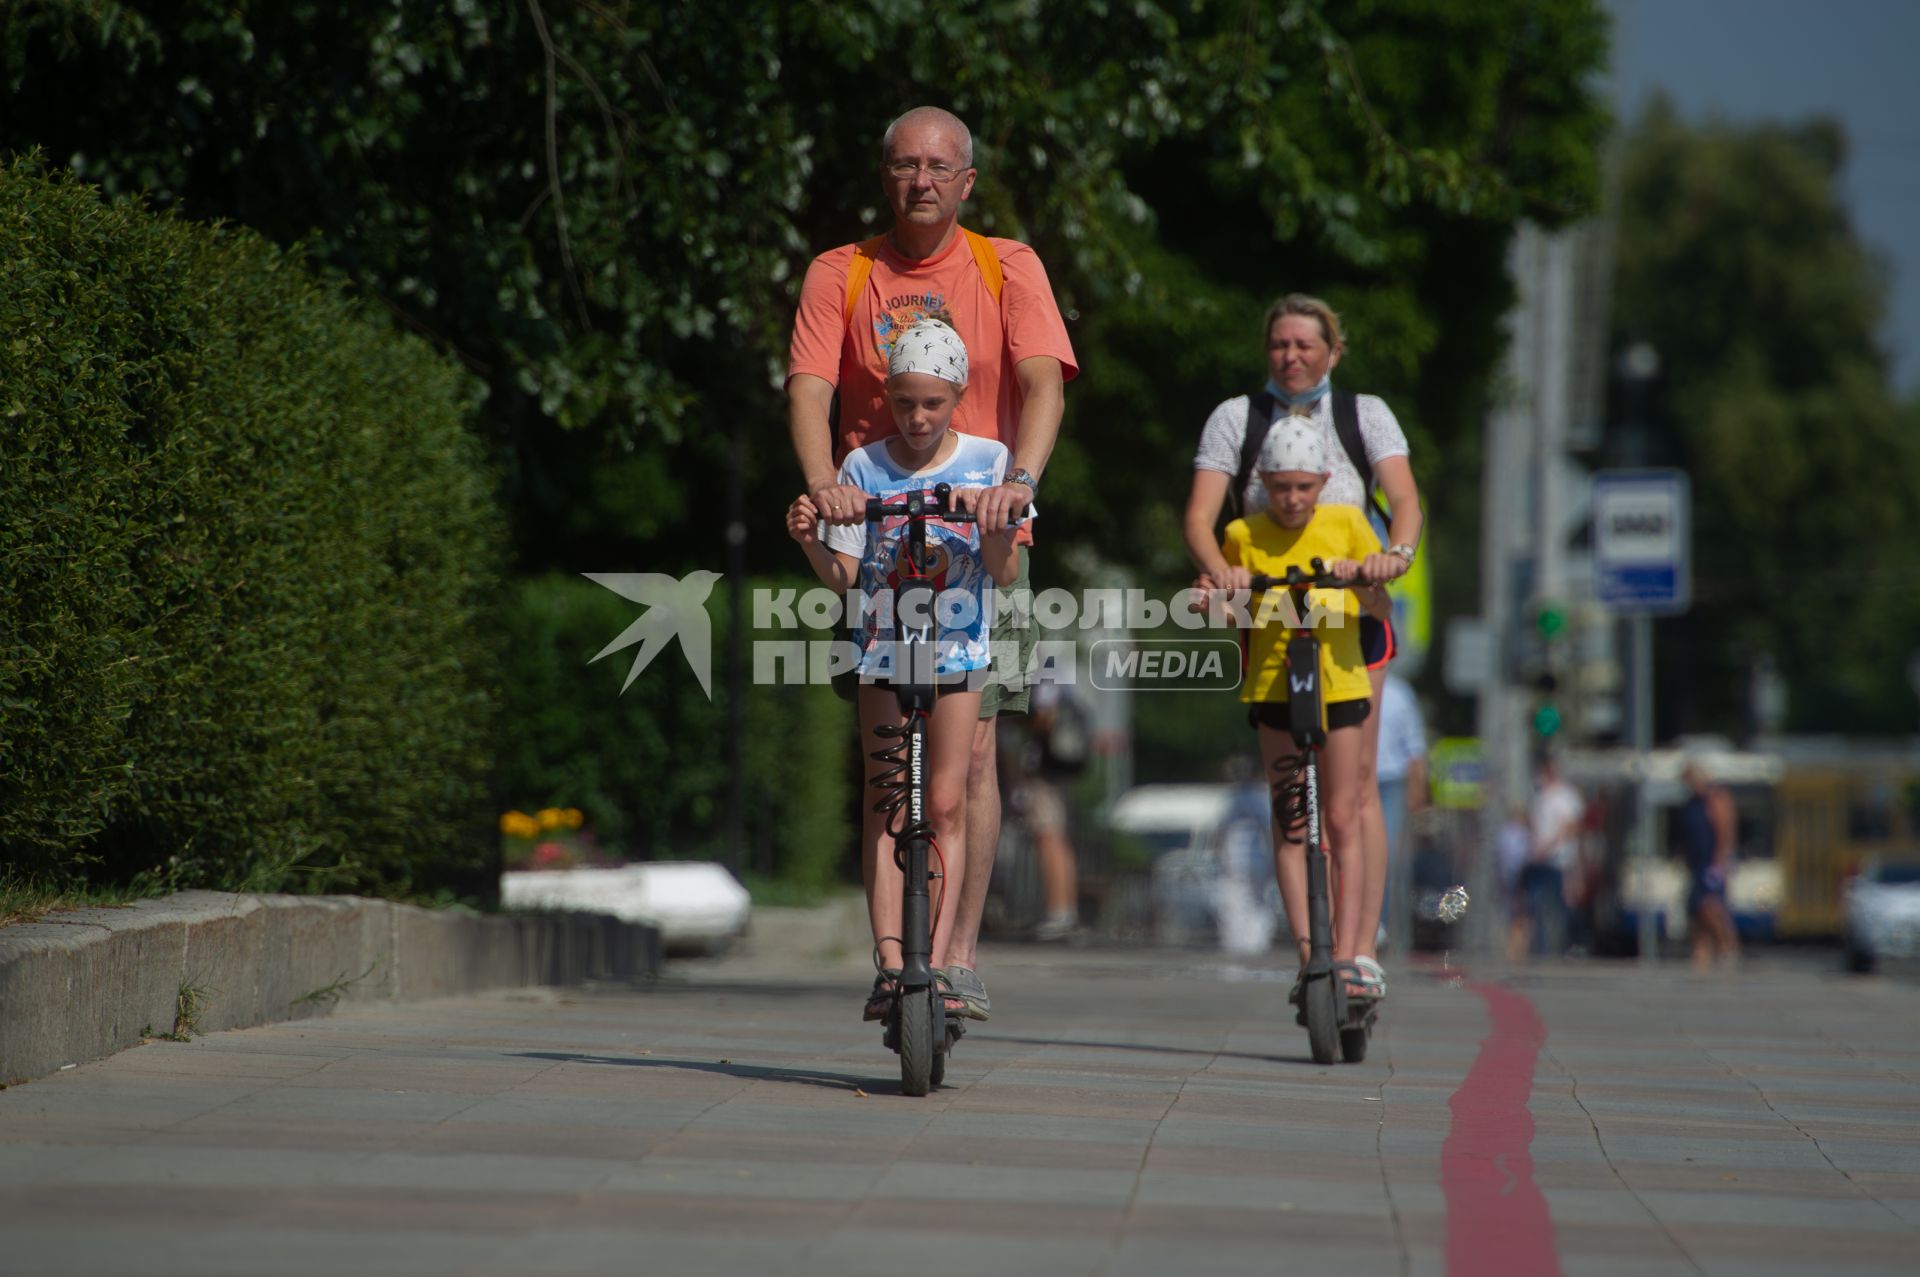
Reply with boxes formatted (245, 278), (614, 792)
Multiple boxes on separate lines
(5, 0), (1610, 579)
(5, 1), (1616, 838)
(1612, 100), (1920, 734)
(0, 157), (501, 895)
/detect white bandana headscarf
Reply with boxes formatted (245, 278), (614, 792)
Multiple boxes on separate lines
(1257, 418), (1327, 474)
(887, 317), (969, 387)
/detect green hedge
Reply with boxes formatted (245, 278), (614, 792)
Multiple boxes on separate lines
(498, 573), (853, 889)
(0, 156), (503, 897)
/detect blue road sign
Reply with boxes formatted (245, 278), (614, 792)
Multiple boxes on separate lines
(1592, 469), (1691, 614)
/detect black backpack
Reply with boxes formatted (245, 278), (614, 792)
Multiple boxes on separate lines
(1225, 390), (1390, 528)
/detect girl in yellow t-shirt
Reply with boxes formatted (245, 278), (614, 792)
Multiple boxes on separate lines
(1193, 419), (1392, 1000)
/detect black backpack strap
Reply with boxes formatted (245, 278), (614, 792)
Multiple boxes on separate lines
(1332, 390), (1391, 530)
(1229, 392), (1277, 519)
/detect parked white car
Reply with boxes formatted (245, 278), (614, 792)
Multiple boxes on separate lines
(1841, 857), (1920, 972)
(1110, 783), (1274, 947)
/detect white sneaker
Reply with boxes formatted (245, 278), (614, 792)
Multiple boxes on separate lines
(1034, 910), (1078, 942)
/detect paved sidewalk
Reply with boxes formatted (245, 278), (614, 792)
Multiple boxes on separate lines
(1, 942), (1916, 1276)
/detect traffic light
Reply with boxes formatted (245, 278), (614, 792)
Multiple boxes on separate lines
(1529, 601), (1568, 738)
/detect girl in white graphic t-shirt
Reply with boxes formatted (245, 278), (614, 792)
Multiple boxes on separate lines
(787, 316), (1019, 1022)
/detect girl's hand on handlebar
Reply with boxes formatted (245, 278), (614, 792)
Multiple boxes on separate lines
(786, 494), (822, 545)
(1188, 573), (1216, 614)
(1326, 558), (1365, 582)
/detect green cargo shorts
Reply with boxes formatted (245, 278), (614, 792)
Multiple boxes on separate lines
(831, 546), (1032, 719)
(979, 546), (1032, 719)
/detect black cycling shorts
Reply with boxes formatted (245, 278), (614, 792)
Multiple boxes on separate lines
(1247, 697), (1371, 732)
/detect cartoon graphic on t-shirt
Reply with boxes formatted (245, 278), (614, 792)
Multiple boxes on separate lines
(822, 432), (1019, 679)
(881, 530), (954, 593)
(858, 512), (985, 678)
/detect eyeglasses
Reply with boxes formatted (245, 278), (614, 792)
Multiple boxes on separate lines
(885, 161), (966, 183)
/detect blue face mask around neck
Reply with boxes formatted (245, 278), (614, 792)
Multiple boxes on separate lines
(1266, 375), (1330, 409)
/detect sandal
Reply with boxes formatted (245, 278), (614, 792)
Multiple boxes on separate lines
(941, 965), (992, 1021)
(934, 969), (969, 1017)
(863, 968), (901, 1021)
(1353, 956), (1388, 1000)
(1332, 959), (1384, 1002)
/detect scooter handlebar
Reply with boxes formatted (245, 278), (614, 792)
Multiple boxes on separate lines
(864, 481), (1028, 525)
(1248, 558), (1366, 591)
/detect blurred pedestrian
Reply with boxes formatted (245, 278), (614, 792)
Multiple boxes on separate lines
(1680, 760), (1740, 970)
(1375, 670), (1429, 948)
(1524, 755), (1583, 958)
(1498, 805), (1534, 961)
(786, 105), (1078, 1021)
(1021, 679), (1085, 941)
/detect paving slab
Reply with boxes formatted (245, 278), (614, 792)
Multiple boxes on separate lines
(0, 941), (1915, 1276)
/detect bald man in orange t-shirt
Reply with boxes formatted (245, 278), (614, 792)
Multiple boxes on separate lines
(786, 106), (1077, 1020)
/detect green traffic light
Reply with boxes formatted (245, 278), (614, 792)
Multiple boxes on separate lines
(1535, 602), (1567, 639)
(1532, 703), (1563, 736)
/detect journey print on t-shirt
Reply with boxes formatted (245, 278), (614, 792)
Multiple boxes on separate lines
(873, 290), (946, 362)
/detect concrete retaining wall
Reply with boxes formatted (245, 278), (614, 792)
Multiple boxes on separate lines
(0, 891), (659, 1083)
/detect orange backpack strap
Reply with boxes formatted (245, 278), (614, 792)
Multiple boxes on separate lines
(841, 230), (1004, 325)
(962, 228), (1004, 303)
(841, 234), (888, 323)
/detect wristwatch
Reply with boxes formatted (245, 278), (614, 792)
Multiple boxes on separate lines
(1389, 543), (1416, 565)
(1005, 467), (1039, 493)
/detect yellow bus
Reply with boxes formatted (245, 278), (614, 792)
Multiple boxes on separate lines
(1769, 742), (1920, 938)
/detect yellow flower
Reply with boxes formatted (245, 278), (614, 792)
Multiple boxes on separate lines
(563, 808), (585, 830)
(536, 807), (566, 830)
(500, 811), (540, 839)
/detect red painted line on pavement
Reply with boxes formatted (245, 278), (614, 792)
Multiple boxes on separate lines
(1441, 981), (1561, 1277)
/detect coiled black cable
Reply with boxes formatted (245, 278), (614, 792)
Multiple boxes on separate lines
(870, 722), (933, 865)
(1270, 750), (1312, 843)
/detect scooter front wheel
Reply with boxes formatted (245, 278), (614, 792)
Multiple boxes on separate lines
(899, 987), (936, 1096)
(1304, 979), (1339, 1065)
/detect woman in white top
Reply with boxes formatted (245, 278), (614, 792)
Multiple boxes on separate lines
(1183, 294), (1425, 994)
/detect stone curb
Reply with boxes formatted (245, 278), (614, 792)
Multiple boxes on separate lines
(0, 890), (660, 1083)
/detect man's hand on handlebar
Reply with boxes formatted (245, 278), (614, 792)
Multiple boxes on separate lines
(950, 485), (1026, 540)
(969, 478), (1032, 535)
(808, 480), (873, 525)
